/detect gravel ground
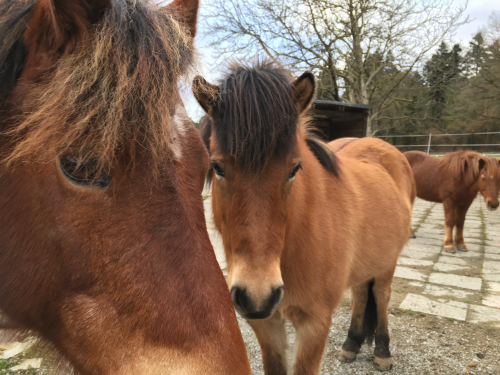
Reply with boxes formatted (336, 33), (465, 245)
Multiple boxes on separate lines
(237, 295), (500, 375)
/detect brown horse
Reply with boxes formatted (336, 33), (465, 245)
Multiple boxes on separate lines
(404, 150), (500, 253)
(193, 61), (415, 374)
(0, 0), (251, 374)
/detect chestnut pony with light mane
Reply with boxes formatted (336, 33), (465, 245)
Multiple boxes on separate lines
(404, 150), (500, 253)
(0, 0), (251, 374)
(194, 61), (416, 374)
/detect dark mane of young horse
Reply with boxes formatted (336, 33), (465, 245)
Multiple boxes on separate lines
(204, 60), (339, 184)
(211, 60), (299, 171)
(0, 0), (34, 106)
(438, 150), (490, 181)
(1, 0), (194, 176)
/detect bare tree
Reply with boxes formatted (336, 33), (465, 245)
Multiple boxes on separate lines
(202, 0), (468, 134)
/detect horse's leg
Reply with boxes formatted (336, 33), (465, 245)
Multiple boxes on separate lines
(248, 310), (288, 375)
(292, 311), (332, 375)
(372, 269), (396, 371)
(455, 204), (470, 251)
(443, 199), (456, 253)
(339, 282), (371, 363)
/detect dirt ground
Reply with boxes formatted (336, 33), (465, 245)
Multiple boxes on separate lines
(238, 293), (500, 375)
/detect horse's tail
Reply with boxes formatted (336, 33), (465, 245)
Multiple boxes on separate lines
(363, 279), (377, 345)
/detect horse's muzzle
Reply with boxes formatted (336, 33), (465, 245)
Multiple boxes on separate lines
(487, 201), (499, 211)
(231, 285), (285, 320)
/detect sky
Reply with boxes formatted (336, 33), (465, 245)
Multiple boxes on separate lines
(182, 0), (499, 121)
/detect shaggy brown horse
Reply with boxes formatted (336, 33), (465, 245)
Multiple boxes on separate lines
(404, 150), (500, 253)
(0, 1), (251, 374)
(194, 61), (415, 374)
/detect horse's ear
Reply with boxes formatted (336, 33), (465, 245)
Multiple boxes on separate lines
(292, 72), (316, 114)
(193, 76), (219, 117)
(26, 0), (110, 52)
(165, 0), (199, 37)
(479, 158), (486, 171)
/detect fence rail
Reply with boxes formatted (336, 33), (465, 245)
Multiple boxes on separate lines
(376, 131), (500, 155)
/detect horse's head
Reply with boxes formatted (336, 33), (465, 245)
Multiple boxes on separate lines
(194, 61), (338, 320)
(478, 157), (500, 211)
(0, 1), (249, 373)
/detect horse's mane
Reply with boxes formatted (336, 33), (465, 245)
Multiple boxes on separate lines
(205, 59), (339, 179)
(438, 150), (494, 180)
(1, 0), (194, 175)
(209, 60), (299, 171)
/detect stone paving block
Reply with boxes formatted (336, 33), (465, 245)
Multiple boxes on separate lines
(405, 242), (442, 254)
(484, 245), (500, 254)
(482, 292), (500, 309)
(399, 294), (467, 321)
(437, 255), (472, 266)
(397, 257), (434, 267)
(394, 266), (428, 281)
(469, 304), (500, 323)
(399, 248), (439, 261)
(433, 262), (469, 273)
(440, 249), (482, 259)
(408, 281), (424, 288)
(413, 232), (444, 241)
(417, 225), (444, 236)
(483, 260), (500, 269)
(486, 281), (500, 293)
(485, 253), (500, 260)
(483, 274), (500, 282)
(423, 284), (476, 299)
(481, 268), (500, 275)
(410, 237), (443, 247)
(436, 299), (469, 309)
(428, 273), (482, 291)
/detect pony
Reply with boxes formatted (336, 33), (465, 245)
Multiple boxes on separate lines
(404, 150), (500, 253)
(193, 60), (416, 374)
(0, 0), (251, 373)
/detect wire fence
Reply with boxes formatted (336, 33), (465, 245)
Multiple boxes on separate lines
(376, 131), (500, 156)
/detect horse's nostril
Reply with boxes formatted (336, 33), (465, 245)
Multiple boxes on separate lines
(269, 285), (285, 309)
(231, 286), (250, 312)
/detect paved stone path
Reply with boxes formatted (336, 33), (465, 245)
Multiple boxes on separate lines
(397, 196), (500, 327)
(204, 191), (500, 327)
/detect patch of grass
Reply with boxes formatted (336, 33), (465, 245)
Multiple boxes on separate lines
(341, 300), (350, 307)
(406, 309), (415, 316)
(448, 318), (455, 323)
(419, 312), (426, 317)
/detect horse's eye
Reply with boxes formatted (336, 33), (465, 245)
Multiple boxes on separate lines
(59, 158), (111, 188)
(211, 161), (225, 179)
(289, 163), (302, 181)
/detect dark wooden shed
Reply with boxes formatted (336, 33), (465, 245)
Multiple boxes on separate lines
(309, 100), (371, 141)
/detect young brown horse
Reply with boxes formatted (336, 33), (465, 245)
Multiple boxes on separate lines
(0, 0), (251, 374)
(404, 150), (500, 253)
(194, 61), (416, 374)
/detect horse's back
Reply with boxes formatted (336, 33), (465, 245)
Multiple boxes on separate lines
(403, 151), (442, 202)
(334, 138), (416, 211)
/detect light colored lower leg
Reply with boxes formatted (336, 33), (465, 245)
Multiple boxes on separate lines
(248, 311), (288, 375)
(293, 315), (331, 375)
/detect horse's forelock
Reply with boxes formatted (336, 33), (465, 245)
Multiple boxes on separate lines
(0, 0), (34, 106)
(3, 0), (195, 178)
(439, 151), (486, 180)
(211, 60), (299, 172)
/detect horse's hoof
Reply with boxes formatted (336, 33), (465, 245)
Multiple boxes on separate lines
(374, 357), (392, 371)
(456, 246), (468, 252)
(444, 247), (456, 254)
(338, 349), (357, 363)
